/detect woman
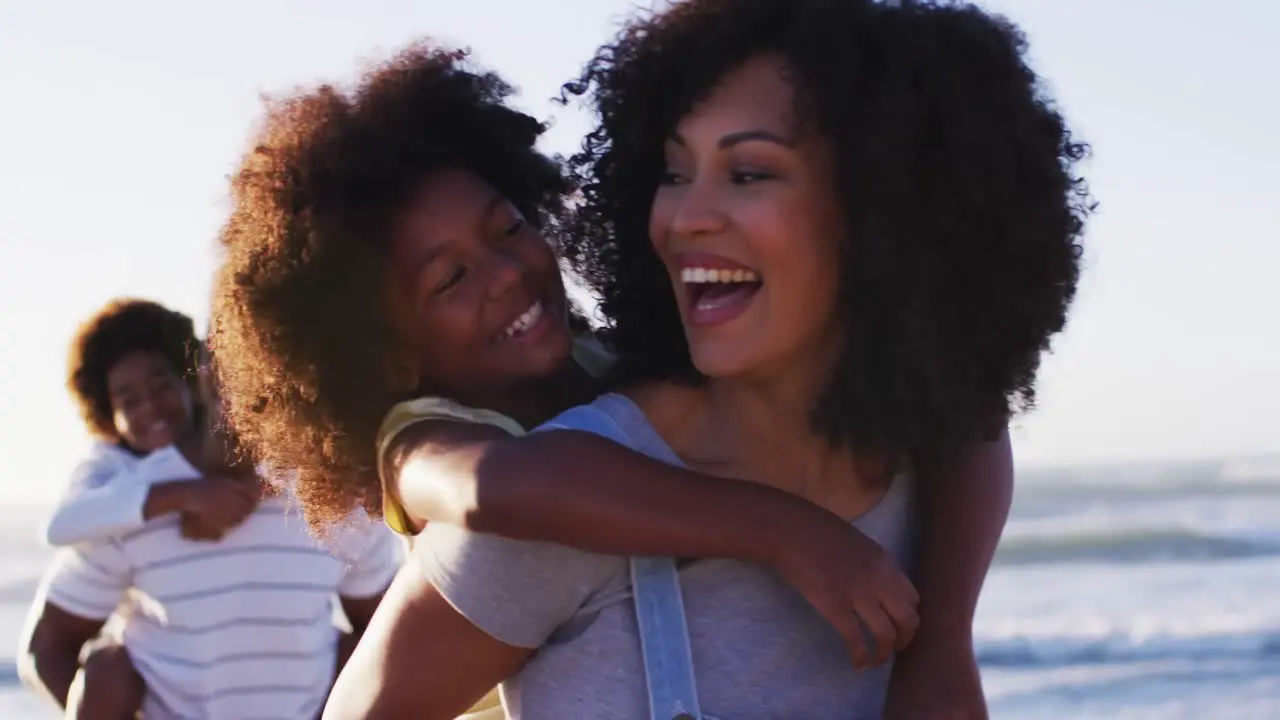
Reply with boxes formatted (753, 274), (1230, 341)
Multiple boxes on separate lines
(211, 42), (924, 675)
(383, 0), (1085, 715)
(212, 1), (1090, 712)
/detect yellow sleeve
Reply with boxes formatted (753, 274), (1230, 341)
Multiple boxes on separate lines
(375, 397), (526, 536)
(459, 687), (504, 717)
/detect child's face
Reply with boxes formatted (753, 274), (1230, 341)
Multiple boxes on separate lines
(385, 169), (574, 401)
(107, 350), (195, 452)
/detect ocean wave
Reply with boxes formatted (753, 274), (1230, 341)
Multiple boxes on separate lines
(1016, 456), (1280, 497)
(977, 628), (1280, 669)
(993, 527), (1280, 566)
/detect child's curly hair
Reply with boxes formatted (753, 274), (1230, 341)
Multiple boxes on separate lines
(67, 298), (200, 441)
(210, 42), (570, 531)
(562, 0), (1094, 463)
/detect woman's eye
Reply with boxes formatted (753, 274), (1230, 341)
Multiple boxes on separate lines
(730, 169), (775, 184)
(659, 169), (688, 186)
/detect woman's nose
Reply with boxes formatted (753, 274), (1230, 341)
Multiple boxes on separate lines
(667, 181), (730, 239)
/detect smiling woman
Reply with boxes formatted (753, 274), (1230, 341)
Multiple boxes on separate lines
(210, 38), (928, 720)
(564, 0), (1091, 463)
(649, 54), (848, 381)
(211, 1), (1087, 711)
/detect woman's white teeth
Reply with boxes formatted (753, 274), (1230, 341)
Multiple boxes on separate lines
(680, 267), (759, 284)
(503, 301), (544, 338)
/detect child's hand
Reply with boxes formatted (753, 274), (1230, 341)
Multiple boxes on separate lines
(179, 513), (227, 541)
(178, 476), (260, 537)
(765, 512), (919, 669)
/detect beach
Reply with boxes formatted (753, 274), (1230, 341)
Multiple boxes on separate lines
(3, 457), (1278, 719)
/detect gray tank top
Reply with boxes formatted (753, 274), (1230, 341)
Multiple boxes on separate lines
(413, 393), (915, 719)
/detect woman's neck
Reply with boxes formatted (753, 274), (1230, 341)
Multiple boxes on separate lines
(637, 355), (883, 517)
(709, 373), (843, 484)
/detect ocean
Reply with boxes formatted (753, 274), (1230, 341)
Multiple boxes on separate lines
(2, 457), (1277, 718)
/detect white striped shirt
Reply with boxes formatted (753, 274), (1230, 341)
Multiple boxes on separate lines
(36, 445), (400, 720)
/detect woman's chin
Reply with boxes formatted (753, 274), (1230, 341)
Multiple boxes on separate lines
(687, 345), (755, 381)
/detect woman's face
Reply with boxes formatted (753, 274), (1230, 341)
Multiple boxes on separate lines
(650, 53), (845, 382)
(107, 350), (195, 452)
(387, 169), (573, 400)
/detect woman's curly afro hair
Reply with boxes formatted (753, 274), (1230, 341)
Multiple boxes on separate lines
(211, 42), (570, 531)
(67, 298), (200, 441)
(562, 0), (1094, 462)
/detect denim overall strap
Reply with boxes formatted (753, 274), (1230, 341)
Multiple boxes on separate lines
(536, 396), (704, 720)
(631, 556), (703, 720)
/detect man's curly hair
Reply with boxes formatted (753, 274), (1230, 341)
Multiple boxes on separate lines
(67, 298), (200, 442)
(562, 0), (1093, 462)
(210, 43), (571, 531)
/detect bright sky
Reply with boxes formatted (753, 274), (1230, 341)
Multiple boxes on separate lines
(1, 0), (1276, 505)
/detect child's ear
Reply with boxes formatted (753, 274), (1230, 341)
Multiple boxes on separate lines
(384, 346), (421, 395)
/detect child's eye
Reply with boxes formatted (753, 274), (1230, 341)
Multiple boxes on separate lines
(437, 266), (466, 294)
(504, 219), (526, 236)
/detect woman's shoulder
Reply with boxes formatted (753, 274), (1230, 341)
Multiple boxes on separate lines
(536, 392), (646, 446)
(414, 518), (627, 649)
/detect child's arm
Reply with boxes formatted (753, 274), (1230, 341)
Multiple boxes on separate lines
(44, 446), (259, 547)
(882, 427), (1014, 719)
(385, 420), (920, 668)
(43, 453), (200, 546)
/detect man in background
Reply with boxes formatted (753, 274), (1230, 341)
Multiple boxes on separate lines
(18, 303), (400, 719)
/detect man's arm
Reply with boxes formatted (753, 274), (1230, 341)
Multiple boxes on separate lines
(884, 427), (1015, 719)
(19, 537), (132, 711)
(17, 602), (105, 708)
